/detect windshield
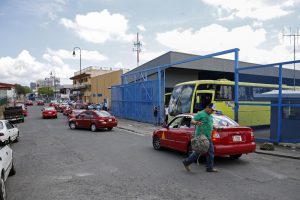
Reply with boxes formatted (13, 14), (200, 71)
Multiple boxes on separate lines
(0, 121), (3, 130)
(45, 107), (55, 111)
(169, 84), (195, 116)
(212, 115), (238, 127)
(95, 111), (111, 117)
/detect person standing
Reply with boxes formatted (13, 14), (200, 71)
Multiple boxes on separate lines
(164, 105), (169, 124)
(182, 103), (218, 172)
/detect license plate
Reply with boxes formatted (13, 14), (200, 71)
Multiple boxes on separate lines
(233, 135), (242, 142)
(108, 119), (112, 122)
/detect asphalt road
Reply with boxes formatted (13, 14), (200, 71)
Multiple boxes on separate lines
(6, 105), (300, 200)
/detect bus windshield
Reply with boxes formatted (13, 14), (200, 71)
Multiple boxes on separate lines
(168, 84), (195, 116)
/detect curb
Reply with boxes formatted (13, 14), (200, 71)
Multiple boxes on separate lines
(255, 150), (300, 160)
(116, 126), (147, 135)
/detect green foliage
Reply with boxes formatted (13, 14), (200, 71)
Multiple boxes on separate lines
(38, 87), (54, 96)
(15, 84), (32, 95)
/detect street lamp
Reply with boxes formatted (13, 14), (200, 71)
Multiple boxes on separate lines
(73, 47), (81, 102)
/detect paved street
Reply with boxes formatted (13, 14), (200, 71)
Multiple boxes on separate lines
(6, 106), (300, 200)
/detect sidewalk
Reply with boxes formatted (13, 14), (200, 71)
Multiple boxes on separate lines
(117, 118), (300, 160)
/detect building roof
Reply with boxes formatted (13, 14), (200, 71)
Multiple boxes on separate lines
(125, 51), (300, 79)
(0, 82), (15, 89)
(254, 90), (300, 99)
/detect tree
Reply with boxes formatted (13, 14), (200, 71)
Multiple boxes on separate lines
(15, 84), (32, 96)
(38, 87), (54, 97)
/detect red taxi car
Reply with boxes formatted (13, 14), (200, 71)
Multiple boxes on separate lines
(37, 100), (44, 106)
(25, 100), (33, 106)
(152, 114), (256, 159)
(69, 110), (117, 132)
(16, 103), (27, 117)
(42, 107), (57, 119)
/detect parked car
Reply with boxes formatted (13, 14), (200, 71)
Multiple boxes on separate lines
(67, 109), (85, 120)
(63, 106), (72, 116)
(0, 120), (20, 142)
(36, 100), (45, 106)
(69, 110), (118, 132)
(41, 107), (57, 119)
(152, 113), (256, 159)
(49, 100), (59, 107)
(0, 140), (16, 199)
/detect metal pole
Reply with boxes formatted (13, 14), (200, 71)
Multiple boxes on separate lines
(277, 64), (283, 144)
(293, 36), (296, 90)
(234, 49), (240, 122)
(73, 47), (82, 102)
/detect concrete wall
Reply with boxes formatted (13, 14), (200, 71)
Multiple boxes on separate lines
(91, 70), (123, 108)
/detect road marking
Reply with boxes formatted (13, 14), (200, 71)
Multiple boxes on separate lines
(116, 127), (149, 137)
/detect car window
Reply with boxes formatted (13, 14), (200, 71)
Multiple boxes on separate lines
(0, 122), (3, 130)
(213, 115), (238, 127)
(169, 117), (183, 129)
(45, 107), (55, 111)
(95, 111), (111, 117)
(180, 117), (192, 128)
(5, 122), (13, 129)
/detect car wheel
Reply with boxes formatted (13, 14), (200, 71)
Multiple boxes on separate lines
(107, 127), (113, 131)
(9, 162), (16, 176)
(21, 118), (24, 123)
(69, 122), (76, 130)
(152, 136), (162, 150)
(0, 174), (6, 200)
(230, 154), (242, 159)
(91, 124), (97, 132)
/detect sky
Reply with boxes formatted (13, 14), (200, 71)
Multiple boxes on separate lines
(1, 0), (300, 86)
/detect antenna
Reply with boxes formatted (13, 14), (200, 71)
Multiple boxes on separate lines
(133, 33), (142, 67)
(283, 27), (300, 90)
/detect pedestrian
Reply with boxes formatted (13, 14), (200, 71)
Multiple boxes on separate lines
(164, 105), (169, 124)
(182, 103), (218, 172)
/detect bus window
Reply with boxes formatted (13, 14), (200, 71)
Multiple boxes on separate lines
(193, 93), (212, 113)
(169, 84), (195, 116)
(215, 85), (233, 101)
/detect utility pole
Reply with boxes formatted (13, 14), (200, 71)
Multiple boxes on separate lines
(133, 33), (142, 67)
(283, 28), (300, 90)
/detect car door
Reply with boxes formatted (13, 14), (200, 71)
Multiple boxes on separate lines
(8, 122), (18, 140)
(164, 116), (184, 149)
(175, 116), (194, 151)
(76, 113), (86, 128)
(5, 122), (14, 140)
(84, 111), (94, 128)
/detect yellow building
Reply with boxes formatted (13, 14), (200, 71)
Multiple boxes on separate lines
(70, 66), (115, 103)
(91, 70), (123, 109)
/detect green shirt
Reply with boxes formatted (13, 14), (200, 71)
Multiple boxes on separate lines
(193, 110), (213, 139)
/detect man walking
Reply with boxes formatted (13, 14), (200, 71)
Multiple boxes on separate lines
(182, 103), (218, 172)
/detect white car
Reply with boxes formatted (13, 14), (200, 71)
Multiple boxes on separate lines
(0, 120), (20, 143)
(0, 142), (16, 200)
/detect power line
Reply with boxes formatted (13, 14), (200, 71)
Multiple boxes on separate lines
(283, 27), (300, 90)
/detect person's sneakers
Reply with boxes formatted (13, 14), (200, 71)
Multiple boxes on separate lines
(182, 161), (191, 172)
(206, 168), (218, 172)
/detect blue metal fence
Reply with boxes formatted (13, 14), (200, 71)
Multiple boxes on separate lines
(112, 68), (164, 124)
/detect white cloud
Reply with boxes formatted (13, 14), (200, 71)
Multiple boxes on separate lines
(137, 25), (146, 32)
(0, 50), (74, 85)
(43, 48), (108, 61)
(202, 0), (295, 21)
(156, 24), (299, 68)
(60, 9), (135, 43)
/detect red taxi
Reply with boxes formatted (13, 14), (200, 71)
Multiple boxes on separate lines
(69, 110), (117, 132)
(42, 107), (57, 119)
(37, 100), (44, 106)
(152, 114), (256, 159)
(16, 103), (27, 117)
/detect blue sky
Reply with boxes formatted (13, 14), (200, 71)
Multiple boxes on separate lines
(0, 0), (300, 85)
